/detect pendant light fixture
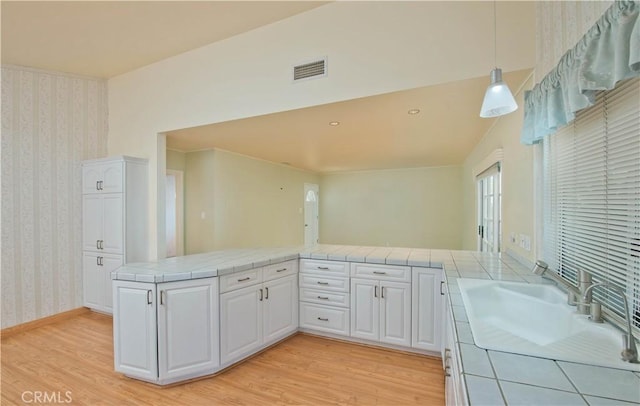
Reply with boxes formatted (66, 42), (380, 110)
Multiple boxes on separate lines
(480, 0), (517, 118)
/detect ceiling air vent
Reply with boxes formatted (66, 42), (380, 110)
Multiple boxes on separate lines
(293, 58), (327, 81)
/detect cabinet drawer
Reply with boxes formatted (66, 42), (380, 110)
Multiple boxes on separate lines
(299, 274), (349, 292)
(350, 263), (411, 282)
(219, 268), (263, 293)
(299, 288), (349, 308)
(300, 303), (350, 336)
(263, 260), (298, 282)
(300, 260), (349, 277)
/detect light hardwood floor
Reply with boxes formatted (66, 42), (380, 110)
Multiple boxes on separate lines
(1, 311), (445, 405)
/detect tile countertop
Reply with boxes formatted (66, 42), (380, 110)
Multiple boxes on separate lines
(442, 250), (640, 406)
(111, 244), (442, 283)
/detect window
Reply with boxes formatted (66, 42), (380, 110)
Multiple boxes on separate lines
(542, 78), (640, 331)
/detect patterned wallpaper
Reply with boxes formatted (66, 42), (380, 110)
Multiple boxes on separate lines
(535, 1), (613, 80)
(1, 66), (108, 328)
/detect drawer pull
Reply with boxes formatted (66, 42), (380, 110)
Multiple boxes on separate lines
(373, 271), (387, 275)
(276, 268), (287, 272)
(237, 277), (251, 282)
(374, 285), (378, 298)
(317, 266), (330, 270)
(317, 317), (329, 322)
(440, 281), (445, 296)
(317, 296), (329, 300)
(444, 365), (451, 377)
(317, 281), (329, 285)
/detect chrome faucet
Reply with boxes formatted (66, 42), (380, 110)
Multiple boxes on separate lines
(532, 261), (594, 315)
(583, 283), (639, 364)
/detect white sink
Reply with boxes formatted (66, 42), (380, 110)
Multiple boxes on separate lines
(457, 278), (640, 371)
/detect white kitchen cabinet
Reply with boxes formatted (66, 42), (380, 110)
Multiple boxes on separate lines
(350, 278), (411, 347)
(219, 266), (298, 366)
(113, 277), (220, 385)
(113, 281), (158, 382)
(158, 278), (219, 381)
(82, 194), (124, 254)
(220, 284), (263, 365)
(82, 159), (124, 194)
(411, 267), (444, 352)
(82, 156), (147, 314)
(299, 259), (350, 337)
(82, 253), (122, 313)
(443, 295), (467, 406)
(263, 274), (298, 345)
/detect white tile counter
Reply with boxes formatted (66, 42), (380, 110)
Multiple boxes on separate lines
(442, 250), (640, 406)
(111, 244), (440, 283)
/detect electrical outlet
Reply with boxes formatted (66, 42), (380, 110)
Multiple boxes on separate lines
(519, 234), (531, 251)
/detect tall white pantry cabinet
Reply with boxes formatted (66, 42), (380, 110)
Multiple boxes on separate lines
(82, 156), (148, 313)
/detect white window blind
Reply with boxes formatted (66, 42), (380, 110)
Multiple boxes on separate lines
(542, 77), (640, 331)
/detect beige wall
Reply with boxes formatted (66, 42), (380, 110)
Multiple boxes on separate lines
(183, 149), (319, 253)
(1, 66), (108, 328)
(184, 150), (216, 254)
(107, 1), (534, 260)
(461, 75), (535, 261)
(320, 166), (463, 249)
(166, 149), (186, 172)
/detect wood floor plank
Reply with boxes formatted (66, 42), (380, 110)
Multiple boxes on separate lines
(1, 312), (444, 405)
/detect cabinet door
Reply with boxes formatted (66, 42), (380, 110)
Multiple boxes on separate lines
(100, 161), (124, 193)
(82, 195), (103, 252)
(83, 253), (103, 309)
(220, 284), (263, 365)
(113, 281), (158, 382)
(411, 268), (443, 352)
(380, 281), (411, 347)
(101, 194), (124, 254)
(101, 255), (123, 312)
(82, 165), (102, 194)
(158, 278), (219, 382)
(350, 278), (379, 341)
(263, 275), (298, 344)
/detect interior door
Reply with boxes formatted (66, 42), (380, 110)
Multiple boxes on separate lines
(304, 183), (319, 246)
(477, 165), (501, 253)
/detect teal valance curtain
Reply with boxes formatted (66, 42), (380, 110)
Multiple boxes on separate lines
(521, 0), (640, 145)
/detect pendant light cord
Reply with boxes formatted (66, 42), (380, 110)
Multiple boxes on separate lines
(493, 0), (497, 69)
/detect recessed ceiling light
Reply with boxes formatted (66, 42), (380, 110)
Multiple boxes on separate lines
(329, 121), (340, 126)
(408, 109), (421, 115)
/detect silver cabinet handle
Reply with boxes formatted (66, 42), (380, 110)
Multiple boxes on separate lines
(317, 281), (329, 285)
(160, 291), (165, 305)
(96, 181), (100, 191)
(96, 256), (100, 266)
(317, 296), (329, 300)
(276, 268), (287, 273)
(317, 317), (329, 322)
(317, 266), (329, 270)
(444, 365), (451, 377)
(259, 288), (263, 301)
(265, 287), (269, 300)
(373, 271), (386, 275)
(147, 290), (153, 304)
(440, 281), (445, 296)
(98, 180), (103, 190)
(381, 286), (385, 299)
(96, 240), (100, 249)
(374, 285), (378, 298)
(238, 277), (251, 282)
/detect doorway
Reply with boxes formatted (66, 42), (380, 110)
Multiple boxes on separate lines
(477, 164), (501, 253)
(166, 170), (184, 257)
(304, 183), (319, 246)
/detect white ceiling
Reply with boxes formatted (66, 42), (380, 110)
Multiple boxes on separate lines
(2, 1), (535, 173)
(1, 1), (327, 78)
(167, 69), (533, 173)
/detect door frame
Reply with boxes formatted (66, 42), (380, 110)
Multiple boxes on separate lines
(166, 170), (184, 257)
(304, 183), (319, 246)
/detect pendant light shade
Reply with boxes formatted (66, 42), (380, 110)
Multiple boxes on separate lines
(479, 68), (518, 118)
(480, 1), (517, 118)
